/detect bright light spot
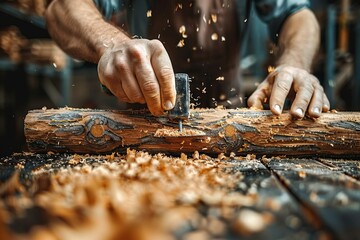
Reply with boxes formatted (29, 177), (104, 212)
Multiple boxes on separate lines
(179, 25), (186, 33)
(211, 14), (217, 23)
(175, 3), (183, 11)
(177, 39), (185, 47)
(268, 65), (275, 73)
(216, 76), (225, 81)
(146, 10), (152, 17)
(179, 25), (187, 38)
(211, 33), (218, 40)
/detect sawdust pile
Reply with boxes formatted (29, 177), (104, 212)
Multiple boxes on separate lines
(0, 149), (269, 240)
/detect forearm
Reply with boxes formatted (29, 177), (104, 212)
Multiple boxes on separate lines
(276, 9), (320, 71)
(45, 0), (130, 63)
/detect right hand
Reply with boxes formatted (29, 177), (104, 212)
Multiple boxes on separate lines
(97, 38), (176, 116)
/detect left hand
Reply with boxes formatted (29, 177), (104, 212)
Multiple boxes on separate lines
(247, 65), (330, 118)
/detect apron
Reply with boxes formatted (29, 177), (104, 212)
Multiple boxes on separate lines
(148, 0), (242, 108)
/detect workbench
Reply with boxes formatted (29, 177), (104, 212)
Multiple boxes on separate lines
(0, 151), (359, 240)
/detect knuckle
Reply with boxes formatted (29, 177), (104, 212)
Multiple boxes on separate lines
(100, 72), (117, 90)
(102, 67), (114, 82)
(132, 94), (145, 103)
(297, 86), (314, 100)
(149, 39), (164, 50)
(276, 80), (291, 92)
(128, 45), (146, 62)
(162, 87), (174, 97)
(316, 84), (324, 92)
(297, 97), (311, 106)
(114, 57), (127, 73)
(305, 84), (315, 93)
(128, 45), (142, 55)
(247, 95), (255, 105)
(119, 97), (130, 102)
(159, 66), (173, 78)
(115, 91), (129, 102)
(142, 79), (159, 95)
(310, 75), (320, 83)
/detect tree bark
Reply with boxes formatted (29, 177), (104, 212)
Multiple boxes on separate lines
(24, 107), (360, 157)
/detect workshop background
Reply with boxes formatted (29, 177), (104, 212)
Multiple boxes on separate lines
(0, 0), (359, 157)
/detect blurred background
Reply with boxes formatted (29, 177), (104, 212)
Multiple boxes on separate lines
(0, 0), (359, 156)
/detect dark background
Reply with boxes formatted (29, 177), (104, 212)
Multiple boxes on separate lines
(1, 0), (360, 156)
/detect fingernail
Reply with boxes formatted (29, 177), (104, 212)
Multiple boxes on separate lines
(323, 104), (330, 111)
(273, 104), (281, 114)
(313, 107), (320, 115)
(295, 108), (304, 117)
(164, 101), (174, 110)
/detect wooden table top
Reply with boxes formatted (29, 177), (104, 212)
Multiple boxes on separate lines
(0, 152), (359, 240)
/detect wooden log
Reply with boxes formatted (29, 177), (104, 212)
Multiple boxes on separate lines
(24, 107), (360, 157)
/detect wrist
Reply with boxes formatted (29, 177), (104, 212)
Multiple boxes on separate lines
(276, 55), (312, 72)
(93, 23), (131, 62)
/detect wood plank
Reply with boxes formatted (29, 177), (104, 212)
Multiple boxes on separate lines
(223, 159), (329, 239)
(317, 158), (360, 180)
(0, 153), (325, 239)
(263, 157), (360, 240)
(25, 108), (360, 157)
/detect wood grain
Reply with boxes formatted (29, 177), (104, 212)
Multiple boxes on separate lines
(24, 108), (360, 157)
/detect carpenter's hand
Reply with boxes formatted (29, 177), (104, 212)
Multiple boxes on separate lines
(98, 38), (176, 116)
(247, 65), (330, 118)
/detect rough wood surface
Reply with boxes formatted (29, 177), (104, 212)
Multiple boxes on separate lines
(264, 158), (360, 240)
(1, 153), (359, 239)
(0, 153), (330, 239)
(24, 107), (360, 157)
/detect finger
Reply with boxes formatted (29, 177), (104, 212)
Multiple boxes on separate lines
(307, 85), (324, 118)
(149, 40), (176, 110)
(98, 58), (131, 102)
(116, 82), (131, 102)
(113, 53), (145, 103)
(98, 51), (131, 102)
(247, 81), (271, 110)
(104, 65), (130, 102)
(290, 79), (315, 118)
(131, 45), (162, 116)
(269, 71), (293, 115)
(322, 93), (330, 112)
(97, 51), (111, 86)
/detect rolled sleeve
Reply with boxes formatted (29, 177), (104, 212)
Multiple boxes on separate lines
(254, 0), (310, 42)
(93, 0), (122, 20)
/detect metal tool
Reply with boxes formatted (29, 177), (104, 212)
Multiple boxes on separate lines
(168, 73), (190, 132)
(101, 73), (190, 131)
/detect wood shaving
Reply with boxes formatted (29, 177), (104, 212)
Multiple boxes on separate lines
(154, 128), (205, 137)
(0, 149), (269, 239)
